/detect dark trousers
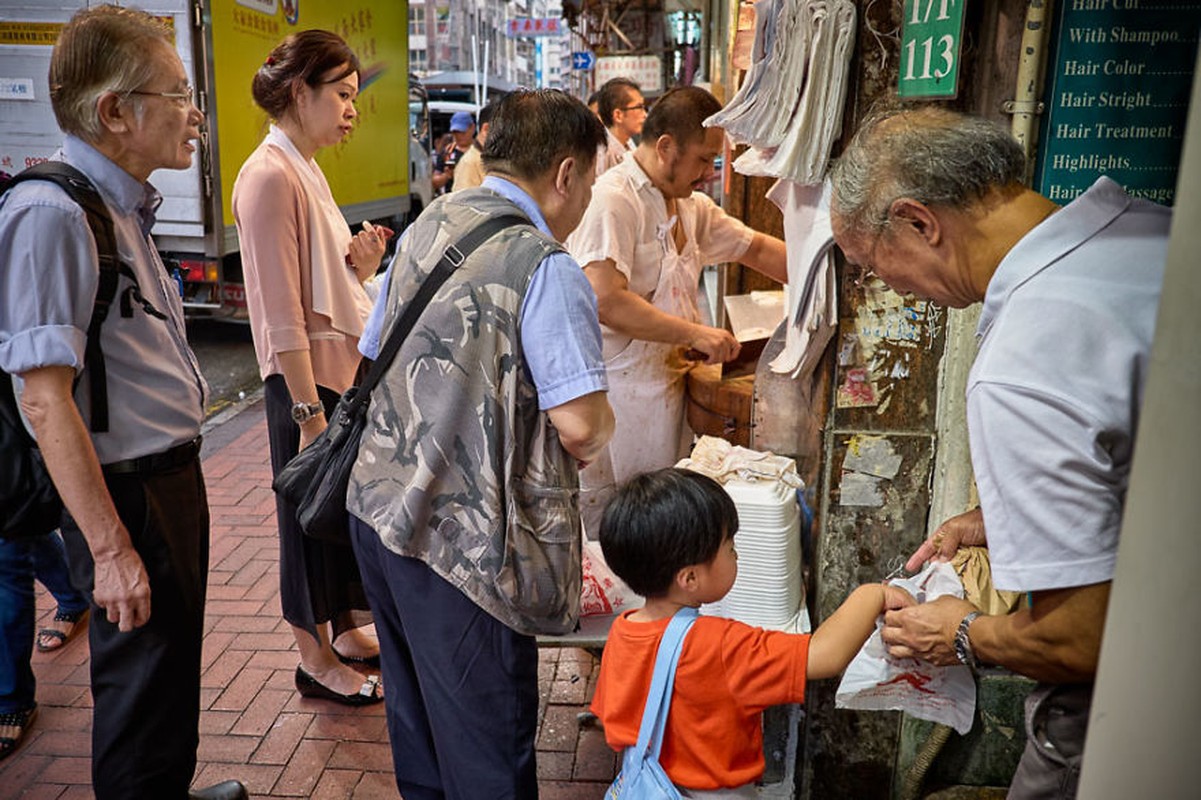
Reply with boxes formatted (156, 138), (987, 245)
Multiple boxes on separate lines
(1008, 684), (1093, 799)
(350, 515), (539, 800)
(61, 458), (209, 800)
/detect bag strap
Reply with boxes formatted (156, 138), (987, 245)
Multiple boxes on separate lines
(634, 606), (699, 761)
(351, 212), (529, 411)
(3, 162), (124, 432)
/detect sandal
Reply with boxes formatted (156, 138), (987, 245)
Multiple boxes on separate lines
(0, 705), (38, 762)
(37, 607), (88, 653)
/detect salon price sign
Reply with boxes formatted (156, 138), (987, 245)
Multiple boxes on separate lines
(897, 0), (966, 98)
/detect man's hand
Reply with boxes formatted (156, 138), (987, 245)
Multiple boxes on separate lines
(19, 365), (154, 631)
(93, 546), (152, 631)
(905, 507), (987, 572)
(686, 324), (741, 363)
(881, 595), (978, 666)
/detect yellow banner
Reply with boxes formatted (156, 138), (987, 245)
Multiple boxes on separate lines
(210, 0), (409, 226)
(0, 17), (173, 46)
(0, 22), (64, 46)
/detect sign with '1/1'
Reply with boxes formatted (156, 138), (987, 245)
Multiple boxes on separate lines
(898, 0), (966, 98)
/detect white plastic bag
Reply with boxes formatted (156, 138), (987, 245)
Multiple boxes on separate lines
(581, 540), (643, 617)
(834, 562), (977, 735)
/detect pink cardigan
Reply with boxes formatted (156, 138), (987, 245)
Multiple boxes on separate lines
(232, 143), (363, 393)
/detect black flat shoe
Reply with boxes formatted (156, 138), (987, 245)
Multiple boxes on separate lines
(188, 779), (249, 800)
(0, 705), (37, 761)
(334, 648), (381, 669)
(294, 665), (382, 706)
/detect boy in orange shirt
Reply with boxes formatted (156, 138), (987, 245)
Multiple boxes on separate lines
(591, 468), (914, 797)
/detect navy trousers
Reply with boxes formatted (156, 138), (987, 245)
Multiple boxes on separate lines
(61, 458), (208, 800)
(350, 515), (539, 800)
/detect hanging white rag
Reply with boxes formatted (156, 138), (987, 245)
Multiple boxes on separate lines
(732, 0), (857, 184)
(765, 179), (838, 378)
(263, 125), (372, 338)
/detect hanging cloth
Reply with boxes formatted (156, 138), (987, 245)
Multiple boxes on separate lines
(263, 125), (372, 338)
(765, 179), (838, 378)
(707, 0), (857, 185)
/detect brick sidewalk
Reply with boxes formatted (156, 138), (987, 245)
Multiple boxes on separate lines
(0, 398), (616, 799)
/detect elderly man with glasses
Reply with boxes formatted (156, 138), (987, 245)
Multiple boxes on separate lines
(0, 6), (244, 799)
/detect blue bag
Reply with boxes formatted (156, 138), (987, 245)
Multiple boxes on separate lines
(606, 606), (698, 800)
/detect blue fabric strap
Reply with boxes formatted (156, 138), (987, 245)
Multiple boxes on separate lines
(634, 606), (699, 760)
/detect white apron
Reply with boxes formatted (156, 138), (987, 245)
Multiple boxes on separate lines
(580, 214), (704, 539)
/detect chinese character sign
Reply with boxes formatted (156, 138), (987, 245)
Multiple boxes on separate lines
(595, 55), (663, 94)
(506, 17), (562, 38)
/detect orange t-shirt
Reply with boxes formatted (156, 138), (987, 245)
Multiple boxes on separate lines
(590, 611), (810, 790)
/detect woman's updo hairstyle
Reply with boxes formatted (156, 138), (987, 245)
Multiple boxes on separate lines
(251, 30), (359, 119)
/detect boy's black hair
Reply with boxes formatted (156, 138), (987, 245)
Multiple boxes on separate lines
(599, 468), (739, 598)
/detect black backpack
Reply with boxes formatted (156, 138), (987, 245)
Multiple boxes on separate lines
(0, 161), (126, 540)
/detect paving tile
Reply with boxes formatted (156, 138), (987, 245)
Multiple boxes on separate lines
(310, 768), (366, 800)
(15, 784), (71, 800)
(536, 750), (575, 780)
(197, 730), (260, 763)
(272, 737), (336, 796)
(231, 687), (294, 737)
(250, 711), (313, 765)
(328, 740), (395, 773)
(350, 769), (402, 799)
(573, 726), (619, 781)
(538, 704), (584, 752)
(538, 779), (610, 799)
(193, 761), (283, 796)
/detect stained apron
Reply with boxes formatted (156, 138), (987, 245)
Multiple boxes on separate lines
(580, 215), (703, 539)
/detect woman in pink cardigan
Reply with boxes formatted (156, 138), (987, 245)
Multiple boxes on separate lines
(232, 31), (388, 705)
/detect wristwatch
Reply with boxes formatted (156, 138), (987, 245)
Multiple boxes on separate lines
(954, 611), (983, 671)
(290, 401), (324, 424)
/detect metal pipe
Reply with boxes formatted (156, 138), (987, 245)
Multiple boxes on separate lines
(1008, 0), (1055, 175)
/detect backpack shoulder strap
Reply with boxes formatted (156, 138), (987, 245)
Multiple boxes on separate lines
(3, 162), (122, 432)
(634, 606), (699, 760)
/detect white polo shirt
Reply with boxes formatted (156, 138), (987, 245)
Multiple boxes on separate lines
(968, 177), (1170, 592)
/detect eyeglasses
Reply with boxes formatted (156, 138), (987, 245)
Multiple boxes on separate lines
(126, 84), (195, 107)
(847, 225), (886, 287)
(620, 103), (647, 112)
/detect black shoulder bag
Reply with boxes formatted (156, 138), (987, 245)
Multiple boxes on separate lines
(273, 213), (528, 544)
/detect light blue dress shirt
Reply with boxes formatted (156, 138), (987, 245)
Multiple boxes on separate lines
(0, 136), (207, 462)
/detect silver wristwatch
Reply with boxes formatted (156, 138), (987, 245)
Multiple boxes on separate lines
(290, 401), (324, 424)
(954, 611), (983, 671)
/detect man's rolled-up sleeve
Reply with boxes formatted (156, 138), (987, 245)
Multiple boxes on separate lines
(520, 252), (608, 410)
(0, 196), (97, 376)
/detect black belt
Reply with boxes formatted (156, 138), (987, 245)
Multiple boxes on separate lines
(102, 436), (202, 476)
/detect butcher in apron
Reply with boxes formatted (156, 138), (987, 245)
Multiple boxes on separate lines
(568, 86), (788, 539)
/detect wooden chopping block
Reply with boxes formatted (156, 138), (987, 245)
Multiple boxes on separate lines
(686, 362), (754, 447)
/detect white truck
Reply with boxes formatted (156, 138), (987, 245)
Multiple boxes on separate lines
(0, 0), (430, 318)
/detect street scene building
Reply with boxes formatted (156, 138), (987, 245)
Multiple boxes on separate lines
(0, 0), (1197, 798)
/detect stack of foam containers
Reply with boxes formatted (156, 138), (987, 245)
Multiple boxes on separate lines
(701, 478), (810, 633)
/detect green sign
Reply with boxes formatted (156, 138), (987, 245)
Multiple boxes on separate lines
(897, 0), (966, 98)
(1035, 3), (1201, 206)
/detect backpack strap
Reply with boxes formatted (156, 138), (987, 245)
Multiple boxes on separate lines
(634, 606), (699, 761)
(4, 162), (125, 432)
